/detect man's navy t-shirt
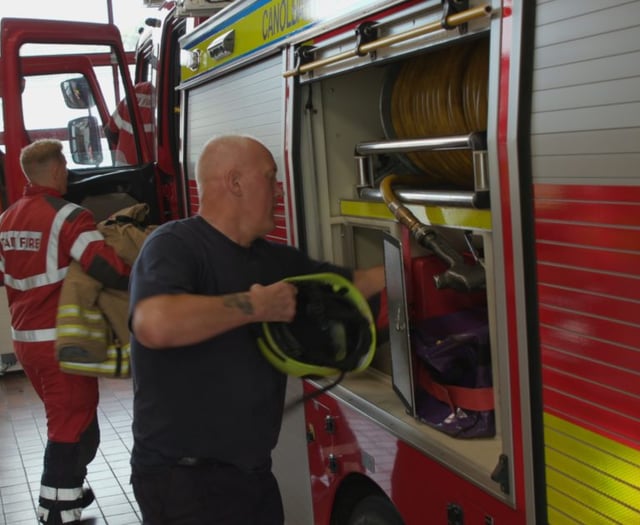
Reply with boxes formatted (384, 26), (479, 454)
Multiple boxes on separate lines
(129, 216), (350, 472)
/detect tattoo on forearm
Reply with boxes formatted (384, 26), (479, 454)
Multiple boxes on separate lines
(224, 293), (254, 315)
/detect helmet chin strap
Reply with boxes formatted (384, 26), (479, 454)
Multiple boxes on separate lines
(283, 371), (346, 414)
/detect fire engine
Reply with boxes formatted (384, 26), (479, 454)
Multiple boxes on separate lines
(1, 1), (639, 524)
(169, 1), (640, 524)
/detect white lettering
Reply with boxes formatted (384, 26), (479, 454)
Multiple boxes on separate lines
(0, 231), (42, 252)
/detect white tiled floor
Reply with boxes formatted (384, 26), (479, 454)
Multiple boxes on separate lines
(0, 370), (141, 524)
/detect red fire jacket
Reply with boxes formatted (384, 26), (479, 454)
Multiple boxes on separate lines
(106, 81), (155, 166)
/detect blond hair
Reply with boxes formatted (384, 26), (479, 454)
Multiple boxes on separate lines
(20, 139), (65, 183)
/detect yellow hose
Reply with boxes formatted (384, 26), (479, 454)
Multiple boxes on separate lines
(379, 174), (425, 235)
(379, 174), (485, 291)
(387, 37), (489, 189)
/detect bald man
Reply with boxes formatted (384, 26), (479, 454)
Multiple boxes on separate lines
(0, 139), (130, 525)
(128, 135), (384, 524)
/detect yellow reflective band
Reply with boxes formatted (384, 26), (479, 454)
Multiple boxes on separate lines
(59, 346), (130, 378)
(57, 304), (104, 322)
(56, 325), (106, 342)
(57, 305), (82, 318)
(106, 344), (130, 358)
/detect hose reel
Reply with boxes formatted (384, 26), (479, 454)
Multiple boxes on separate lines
(374, 37), (490, 291)
(380, 37), (489, 189)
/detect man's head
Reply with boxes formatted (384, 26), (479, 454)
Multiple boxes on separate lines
(196, 135), (282, 246)
(20, 139), (68, 193)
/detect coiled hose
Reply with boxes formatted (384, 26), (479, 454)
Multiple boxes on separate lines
(388, 37), (489, 189)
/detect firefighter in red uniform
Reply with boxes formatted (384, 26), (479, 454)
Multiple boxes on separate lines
(105, 81), (155, 166)
(0, 139), (131, 525)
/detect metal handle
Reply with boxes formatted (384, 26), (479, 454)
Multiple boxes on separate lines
(283, 4), (492, 78)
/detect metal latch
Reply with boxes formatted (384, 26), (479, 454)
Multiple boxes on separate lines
(355, 21), (379, 57)
(324, 415), (336, 434)
(442, 0), (470, 33)
(328, 453), (339, 474)
(294, 45), (316, 75)
(447, 503), (464, 525)
(491, 454), (510, 494)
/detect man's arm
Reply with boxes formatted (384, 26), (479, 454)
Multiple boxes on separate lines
(131, 281), (297, 349)
(353, 265), (386, 299)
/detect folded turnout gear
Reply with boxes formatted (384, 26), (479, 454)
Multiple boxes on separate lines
(56, 203), (155, 378)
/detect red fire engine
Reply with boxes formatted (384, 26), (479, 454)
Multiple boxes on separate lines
(169, 1), (640, 524)
(1, 1), (638, 523)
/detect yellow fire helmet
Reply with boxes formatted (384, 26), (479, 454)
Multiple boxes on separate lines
(258, 272), (377, 378)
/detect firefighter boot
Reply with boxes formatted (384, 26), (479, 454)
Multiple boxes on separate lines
(37, 420), (99, 525)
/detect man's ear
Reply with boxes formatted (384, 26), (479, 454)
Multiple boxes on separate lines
(53, 166), (68, 192)
(53, 162), (66, 184)
(226, 169), (242, 197)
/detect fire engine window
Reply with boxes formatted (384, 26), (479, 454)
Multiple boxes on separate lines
(21, 73), (112, 170)
(18, 42), (148, 171)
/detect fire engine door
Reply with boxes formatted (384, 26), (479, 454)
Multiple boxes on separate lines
(0, 17), (162, 223)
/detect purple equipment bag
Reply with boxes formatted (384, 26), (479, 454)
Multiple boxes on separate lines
(411, 308), (495, 438)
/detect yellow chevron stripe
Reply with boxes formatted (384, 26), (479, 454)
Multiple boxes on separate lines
(545, 414), (640, 486)
(544, 413), (640, 524)
(547, 486), (616, 524)
(547, 490), (615, 525)
(546, 468), (637, 524)
(546, 446), (639, 505)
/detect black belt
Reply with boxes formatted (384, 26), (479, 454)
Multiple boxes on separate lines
(176, 457), (217, 467)
(175, 457), (272, 472)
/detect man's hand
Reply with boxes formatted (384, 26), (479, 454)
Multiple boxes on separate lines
(250, 281), (297, 323)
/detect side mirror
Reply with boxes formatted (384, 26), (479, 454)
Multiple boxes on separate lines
(68, 116), (103, 165)
(60, 77), (95, 109)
